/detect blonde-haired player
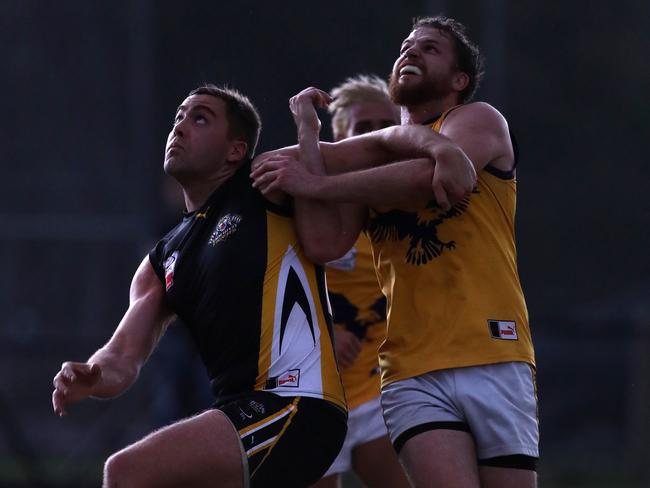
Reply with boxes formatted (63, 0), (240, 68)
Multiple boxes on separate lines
(312, 75), (409, 488)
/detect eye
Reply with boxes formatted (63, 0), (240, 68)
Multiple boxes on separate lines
(173, 113), (183, 125)
(194, 114), (207, 125)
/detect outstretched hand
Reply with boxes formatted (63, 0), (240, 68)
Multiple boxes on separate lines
(52, 362), (102, 417)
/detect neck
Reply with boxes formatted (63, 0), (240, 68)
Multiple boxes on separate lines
(400, 93), (460, 125)
(181, 164), (240, 212)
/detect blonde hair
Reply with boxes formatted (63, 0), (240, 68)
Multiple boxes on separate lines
(329, 74), (393, 140)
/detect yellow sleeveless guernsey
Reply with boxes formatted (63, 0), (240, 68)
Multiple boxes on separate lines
(367, 107), (535, 388)
(326, 234), (385, 409)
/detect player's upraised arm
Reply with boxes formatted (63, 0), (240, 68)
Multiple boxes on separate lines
(285, 87), (366, 263)
(52, 257), (175, 416)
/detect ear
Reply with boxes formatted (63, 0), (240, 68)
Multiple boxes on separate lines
(225, 139), (248, 163)
(452, 71), (470, 94)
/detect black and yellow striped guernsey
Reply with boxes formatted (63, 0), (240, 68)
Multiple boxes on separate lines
(367, 107), (535, 388)
(149, 162), (346, 411)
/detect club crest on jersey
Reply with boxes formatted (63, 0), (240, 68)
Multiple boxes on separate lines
(488, 320), (518, 340)
(209, 214), (242, 246)
(163, 251), (179, 291)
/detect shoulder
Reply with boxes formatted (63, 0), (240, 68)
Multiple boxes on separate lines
(443, 102), (509, 132)
(440, 102), (514, 171)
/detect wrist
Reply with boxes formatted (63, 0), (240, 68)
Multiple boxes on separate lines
(307, 173), (328, 199)
(430, 142), (459, 163)
(297, 124), (320, 143)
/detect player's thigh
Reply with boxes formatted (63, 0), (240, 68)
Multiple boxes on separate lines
(220, 393), (346, 488)
(104, 409), (244, 488)
(458, 362), (539, 461)
(347, 397), (408, 488)
(479, 465), (537, 488)
(352, 435), (409, 488)
(400, 429), (480, 488)
(381, 374), (480, 488)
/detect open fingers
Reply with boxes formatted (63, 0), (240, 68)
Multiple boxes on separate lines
(251, 169), (279, 192)
(250, 157), (290, 181)
(52, 388), (67, 417)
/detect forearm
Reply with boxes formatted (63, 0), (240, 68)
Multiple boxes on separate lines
(293, 124), (347, 263)
(319, 125), (456, 174)
(88, 279), (171, 400)
(86, 345), (141, 399)
(306, 158), (434, 207)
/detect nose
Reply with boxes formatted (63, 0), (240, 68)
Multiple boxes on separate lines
(173, 119), (185, 138)
(403, 43), (419, 58)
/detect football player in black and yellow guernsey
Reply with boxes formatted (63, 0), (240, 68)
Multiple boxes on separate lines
(311, 75), (409, 488)
(51, 84), (348, 488)
(252, 16), (538, 488)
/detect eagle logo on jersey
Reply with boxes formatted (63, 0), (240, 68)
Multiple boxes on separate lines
(368, 190), (478, 265)
(328, 293), (386, 341)
(209, 214), (242, 246)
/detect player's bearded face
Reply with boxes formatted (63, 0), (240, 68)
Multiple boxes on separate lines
(388, 27), (457, 106)
(388, 60), (449, 106)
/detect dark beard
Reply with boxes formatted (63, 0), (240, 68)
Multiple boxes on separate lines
(388, 71), (446, 107)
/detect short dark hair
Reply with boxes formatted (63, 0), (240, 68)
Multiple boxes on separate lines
(413, 16), (485, 103)
(189, 84), (262, 159)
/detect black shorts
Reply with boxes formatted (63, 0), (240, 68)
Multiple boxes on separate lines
(217, 391), (347, 487)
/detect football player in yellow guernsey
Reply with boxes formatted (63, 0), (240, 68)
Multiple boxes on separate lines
(311, 75), (409, 488)
(252, 16), (538, 488)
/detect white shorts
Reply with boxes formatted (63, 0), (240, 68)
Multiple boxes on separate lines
(324, 396), (388, 476)
(381, 362), (539, 463)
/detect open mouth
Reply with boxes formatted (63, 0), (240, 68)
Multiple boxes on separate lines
(399, 65), (423, 76)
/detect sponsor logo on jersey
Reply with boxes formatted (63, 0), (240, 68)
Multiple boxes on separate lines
(277, 369), (300, 387)
(209, 214), (242, 246)
(488, 320), (518, 340)
(163, 251), (179, 290)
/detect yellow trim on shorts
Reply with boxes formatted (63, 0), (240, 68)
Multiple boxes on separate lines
(238, 401), (296, 437)
(250, 397), (301, 477)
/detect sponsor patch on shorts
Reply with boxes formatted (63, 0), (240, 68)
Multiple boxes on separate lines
(488, 320), (518, 340)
